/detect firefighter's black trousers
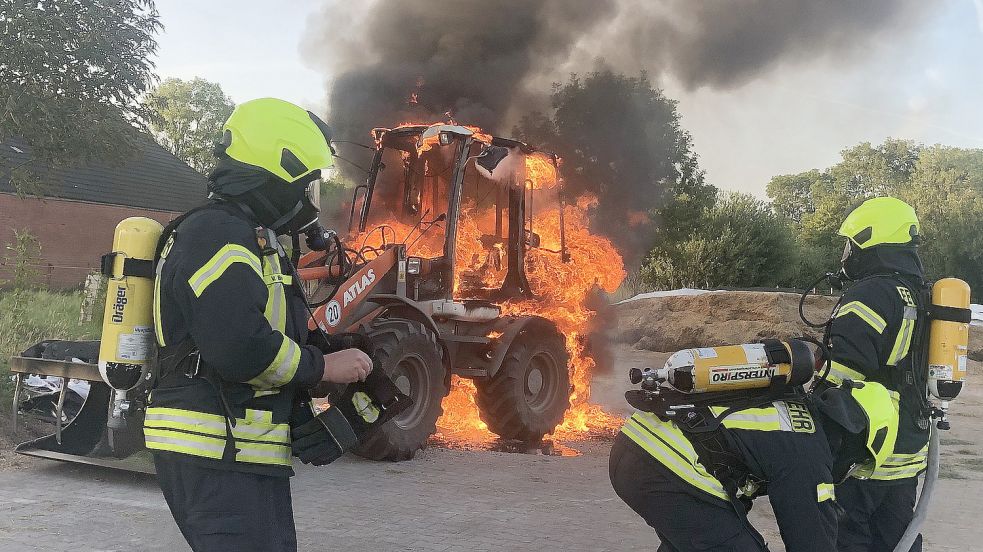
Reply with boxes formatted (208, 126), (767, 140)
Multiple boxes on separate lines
(609, 433), (769, 552)
(836, 477), (921, 552)
(154, 453), (297, 552)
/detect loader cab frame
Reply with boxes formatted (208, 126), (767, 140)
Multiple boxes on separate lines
(349, 124), (568, 302)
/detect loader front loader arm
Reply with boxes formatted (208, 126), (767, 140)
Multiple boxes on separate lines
(308, 247), (398, 334)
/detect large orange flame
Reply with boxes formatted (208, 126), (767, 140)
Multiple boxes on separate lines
(351, 124), (626, 446)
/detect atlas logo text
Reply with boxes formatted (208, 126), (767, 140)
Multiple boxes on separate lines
(343, 269), (376, 307)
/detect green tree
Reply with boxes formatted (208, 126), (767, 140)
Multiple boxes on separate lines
(514, 70), (710, 261)
(148, 77), (236, 174)
(766, 170), (824, 223)
(767, 139), (983, 297)
(899, 146), (983, 296)
(767, 139), (923, 276)
(0, 0), (161, 195)
(641, 193), (799, 290)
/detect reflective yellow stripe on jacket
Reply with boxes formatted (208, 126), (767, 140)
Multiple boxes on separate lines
(710, 405), (782, 431)
(887, 306), (917, 366)
(835, 301), (888, 334)
(144, 407), (292, 466)
(710, 401), (816, 434)
(188, 244), (263, 297)
(817, 483), (836, 503)
(825, 361), (867, 385)
(247, 336), (301, 390)
(870, 445), (928, 480)
(262, 254), (291, 333)
(622, 412), (729, 501)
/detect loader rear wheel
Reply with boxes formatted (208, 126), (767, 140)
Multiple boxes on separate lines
(354, 319), (447, 461)
(475, 328), (570, 441)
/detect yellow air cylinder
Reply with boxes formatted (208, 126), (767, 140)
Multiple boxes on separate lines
(659, 341), (817, 393)
(928, 278), (971, 401)
(98, 217), (163, 391)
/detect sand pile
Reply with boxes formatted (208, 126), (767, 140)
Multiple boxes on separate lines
(970, 326), (983, 361)
(614, 291), (839, 352)
(614, 290), (983, 360)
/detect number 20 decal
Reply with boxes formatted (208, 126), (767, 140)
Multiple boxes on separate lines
(325, 300), (342, 327)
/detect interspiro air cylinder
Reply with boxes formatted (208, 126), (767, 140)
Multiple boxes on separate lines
(98, 217), (162, 393)
(657, 340), (820, 393)
(928, 278), (972, 402)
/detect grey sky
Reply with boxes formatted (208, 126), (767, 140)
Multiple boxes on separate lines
(153, 0), (983, 197)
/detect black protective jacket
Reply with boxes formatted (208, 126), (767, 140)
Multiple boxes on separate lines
(145, 204), (324, 476)
(825, 246), (929, 482)
(620, 397), (838, 551)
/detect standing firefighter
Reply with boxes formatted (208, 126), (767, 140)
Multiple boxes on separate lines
(824, 197), (929, 552)
(609, 340), (900, 552)
(147, 98), (373, 551)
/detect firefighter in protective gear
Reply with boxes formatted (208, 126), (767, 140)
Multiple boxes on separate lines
(148, 97), (372, 552)
(822, 197), (928, 552)
(610, 366), (900, 552)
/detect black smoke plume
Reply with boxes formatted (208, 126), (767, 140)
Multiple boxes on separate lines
(303, 0), (925, 258)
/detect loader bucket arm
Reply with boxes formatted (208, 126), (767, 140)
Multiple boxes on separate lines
(308, 247), (398, 333)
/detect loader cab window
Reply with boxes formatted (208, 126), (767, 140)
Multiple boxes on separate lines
(361, 132), (450, 259)
(455, 142), (562, 301)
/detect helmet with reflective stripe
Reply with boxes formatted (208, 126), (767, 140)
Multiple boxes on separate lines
(838, 197), (920, 249)
(220, 98), (334, 184)
(848, 381), (900, 479)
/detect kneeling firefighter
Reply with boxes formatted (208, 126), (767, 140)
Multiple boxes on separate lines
(804, 197), (971, 552)
(609, 339), (901, 552)
(144, 98), (408, 552)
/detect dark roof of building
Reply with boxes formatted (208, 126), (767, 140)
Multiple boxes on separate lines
(0, 137), (209, 212)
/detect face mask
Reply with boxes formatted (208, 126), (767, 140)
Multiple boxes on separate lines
(269, 181), (320, 235)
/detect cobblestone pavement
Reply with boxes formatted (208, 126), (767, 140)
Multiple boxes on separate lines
(1, 349), (982, 551)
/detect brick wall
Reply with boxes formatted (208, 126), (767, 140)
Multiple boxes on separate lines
(0, 193), (180, 289)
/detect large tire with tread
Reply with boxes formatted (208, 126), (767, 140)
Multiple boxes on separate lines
(354, 319), (448, 461)
(475, 327), (570, 441)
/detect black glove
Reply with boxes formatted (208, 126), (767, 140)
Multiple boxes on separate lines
(309, 331), (373, 356)
(309, 332), (375, 399)
(290, 400), (359, 466)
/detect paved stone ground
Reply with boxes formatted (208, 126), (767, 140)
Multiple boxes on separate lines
(1, 345), (982, 551)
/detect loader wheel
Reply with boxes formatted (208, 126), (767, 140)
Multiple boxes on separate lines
(354, 319), (448, 461)
(475, 328), (570, 441)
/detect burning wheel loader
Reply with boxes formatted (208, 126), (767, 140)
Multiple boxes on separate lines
(301, 124), (574, 459)
(9, 123), (580, 467)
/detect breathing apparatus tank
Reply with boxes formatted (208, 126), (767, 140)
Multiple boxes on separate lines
(928, 278), (971, 402)
(97, 217), (162, 428)
(644, 340), (820, 394)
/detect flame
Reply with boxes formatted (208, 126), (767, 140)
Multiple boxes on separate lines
(524, 153), (558, 190)
(350, 123), (626, 446)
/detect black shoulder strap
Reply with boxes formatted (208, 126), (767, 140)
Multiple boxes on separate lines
(154, 201), (256, 264)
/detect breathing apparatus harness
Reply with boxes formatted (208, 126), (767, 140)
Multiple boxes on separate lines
(800, 269), (938, 429)
(625, 337), (822, 534)
(148, 199), (411, 466)
(797, 265), (973, 552)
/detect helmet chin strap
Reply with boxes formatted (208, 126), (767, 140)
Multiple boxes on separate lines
(267, 200), (307, 234)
